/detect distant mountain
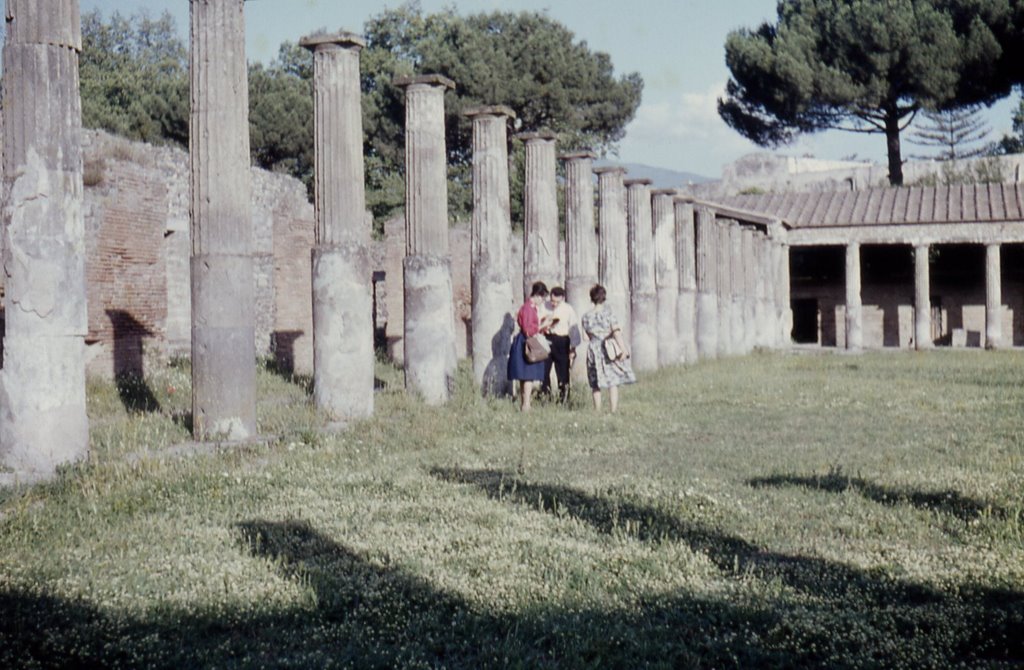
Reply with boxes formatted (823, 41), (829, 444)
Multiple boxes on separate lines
(593, 160), (713, 189)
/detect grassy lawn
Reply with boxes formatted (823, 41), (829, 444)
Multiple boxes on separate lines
(1, 351), (1022, 668)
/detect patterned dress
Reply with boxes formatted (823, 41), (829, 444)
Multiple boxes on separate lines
(581, 306), (636, 390)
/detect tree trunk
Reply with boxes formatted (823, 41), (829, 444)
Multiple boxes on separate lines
(885, 106), (904, 186)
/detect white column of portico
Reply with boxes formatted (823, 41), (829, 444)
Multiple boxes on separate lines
(985, 243), (1003, 349)
(914, 244), (932, 350)
(845, 242), (863, 351)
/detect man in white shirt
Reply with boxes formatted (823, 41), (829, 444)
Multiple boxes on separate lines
(541, 286), (580, 403)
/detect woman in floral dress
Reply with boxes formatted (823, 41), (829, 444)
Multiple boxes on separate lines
(581, 284), (635, 412)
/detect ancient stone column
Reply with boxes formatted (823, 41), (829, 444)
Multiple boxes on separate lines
(719, 221), (739, 356)
(694, 206), (719, 359)
(770, 221), (791, 348)
(914, 244), (931, 350)
(740, 228), (755, 354)
(625, 178), (657, 371)
(754, 232), (773, 349)
(845, 242), (863, 351)
(467, 106), (516, 395)
(301, 33), (373, 421)
(395, 75), (457, 404)
(674, 198), (698, 363)
(518, 131), (560, 295)
(985, 243), (1002, 349)
(562, 152), (598, 320)
(0, 0), (89, 474)
(594, 166), (631, 344)
(189, 0), (257, 440)
(652, 189), (680, 366)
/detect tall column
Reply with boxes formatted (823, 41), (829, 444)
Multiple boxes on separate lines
(674, 198), (698, 363)
(652, 189), (680, 366)
(728, 223), (744, 355)
(301, 33), (373, 421)
(625, 178), (657, 371)
(562, 151), (598, 379)
(518, 131), (560, 295)
(914, 244), (932, 350)
(594, 166), (631, 344)
(741, 228), (756, 353)
(0, 0), (89, 474)
(770, 220), (791, 348)
(189, 0), (257, 440)
(467, 106), (516, 395)
(695, 206), (719, 359)
(395, 74), (458, 404)
(753, 232), (771, 349)
(985, 243), (1002, 349)
(845, 242), (863, 351)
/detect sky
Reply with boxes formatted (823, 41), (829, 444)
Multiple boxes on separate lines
(80, 0), (1020, 180)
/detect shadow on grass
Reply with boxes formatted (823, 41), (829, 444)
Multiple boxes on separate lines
(114, 373), (161, 414)
(1, 516), (1021, 668)
(747, 471), (1010, 522)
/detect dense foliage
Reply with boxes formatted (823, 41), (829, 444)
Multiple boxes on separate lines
(718, 0), (1017, 186)
(77, 5), (643, 228)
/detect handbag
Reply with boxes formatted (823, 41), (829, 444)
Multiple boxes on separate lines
(603, 335), (623, 361)
(524, 334), (551, 363)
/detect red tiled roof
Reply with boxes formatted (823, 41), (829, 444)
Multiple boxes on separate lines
(719, 184), (1024, 227)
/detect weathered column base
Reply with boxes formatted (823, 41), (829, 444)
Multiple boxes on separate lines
(192, 253), (258, 441)
(743, 299), (757, 353)
(472, 272), (515, 397)
(730, 298), (744, 356)
(404, 254), (457, 404)
(312, 243), (373, 421)
(0, 335), (88, 475)
(754, 300), (770, 350)
(696, 292), (719, 359)
(631, 293), (659, 372)
(677, 289), (698, 364)
(657, 288), (680, 367)
(846, 304), (863, 351)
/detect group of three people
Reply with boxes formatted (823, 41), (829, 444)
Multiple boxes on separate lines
(507, 281), (636, 412)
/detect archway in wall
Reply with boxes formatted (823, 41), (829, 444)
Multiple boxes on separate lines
(930, 244), (985, 347)
(789, 245), (844, 346)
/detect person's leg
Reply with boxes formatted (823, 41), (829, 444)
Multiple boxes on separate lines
(592, 389), (602, 410)
(521, 381), (534, 411)
(609, 385), (619, 413)
(540, 357), (553, 397)
(553, 337), (571, 403)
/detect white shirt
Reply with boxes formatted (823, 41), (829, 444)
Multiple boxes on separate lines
(545, 299), (581, 346)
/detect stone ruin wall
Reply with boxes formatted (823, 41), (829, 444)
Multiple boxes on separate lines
(0, 130), (502, 378)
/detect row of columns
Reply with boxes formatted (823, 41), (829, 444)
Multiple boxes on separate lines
(842, 242), (1004, 351)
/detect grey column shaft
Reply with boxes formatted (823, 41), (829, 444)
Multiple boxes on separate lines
(716, 221), (733, 357)
(562, 151), (597, 379)
(626, 179), (657, 371)
(753, 233), (770, 349)
(1, 0), (89, 474)
(914, 244), (931, 350)
(779, 240), (792, 347)
(468, 107), (516, 395)
(741, 228), (756, 354)
(519, 132), (560, 294)
(190, 0), (257, 441)
(653, 190), (680, 366)
(728, 223), (744, 355)
(694, 206), (719, 358)
(675, 199), (698, 363)
(595, 167), (631, 344)
(845, 242), (863, 351)
(396, 75), (457, 404)
(985, 244), (1002, 349)
(303, 33), (372, 420)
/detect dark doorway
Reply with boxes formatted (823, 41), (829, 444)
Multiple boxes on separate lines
(792, 298), (819, 344)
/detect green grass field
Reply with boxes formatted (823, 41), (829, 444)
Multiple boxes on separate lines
(1, 351), (1022, 668)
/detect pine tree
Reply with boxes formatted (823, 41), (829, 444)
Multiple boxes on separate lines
(909, 107), (993, 160)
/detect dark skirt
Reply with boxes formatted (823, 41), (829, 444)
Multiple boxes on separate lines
(507, 332), (547, 381)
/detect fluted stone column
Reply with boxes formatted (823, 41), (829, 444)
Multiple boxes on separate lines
(675, 198), (698, 363)
(845, 242), (863, 351)
(754, 232), (772, 349)
(914, 244), (932, 350)
(695, 206), (719, 359)
(985, 243), (1002, 349)
(519, 131), (560, 294)
(395, 74), (458, 404)
(625, 178), (657, 371)
(770, 221), (791, 348)
(595, 166), (631, 344)
(562, 151), (598, 378)
(652, 189), (680, 366)
(301, 33), (373, 421)
(741, 228), (756, 354)
(189, 0), (257, 440)
(467, 106), (516, 395)
(0, 0), (89, 474)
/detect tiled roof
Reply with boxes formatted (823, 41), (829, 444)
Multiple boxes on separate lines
(719, 184), (1024, 228)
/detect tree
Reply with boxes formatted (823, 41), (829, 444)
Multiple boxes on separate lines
(79, 10), (188, 146)
(909, 106), (993, 159)
(248, 44), (314, 189)
(997, 91), (1024, 154)
(717, 0), (1007, 186)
